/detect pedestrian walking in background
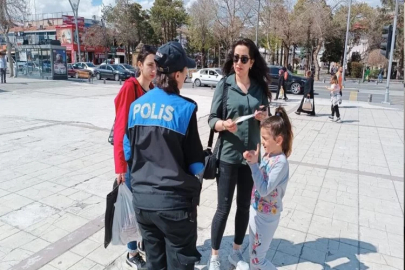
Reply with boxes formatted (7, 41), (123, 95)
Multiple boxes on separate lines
(378, 66), (384, 83)
(295, 70), (315, 116)
(113, 45), (157, 269)
(275, 67), (288, 101)
(207, 38), (271, 270)
(364, 67), (370, 82)
(327, 75), (341, 123)
(0, 53), (7, 84)
(243, 106), (293, 270)
(124, 41), (204, 270)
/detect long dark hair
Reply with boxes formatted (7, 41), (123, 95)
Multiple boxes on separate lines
(137, 45), (156, 64)
(223, 38), (271, 99)
(261, 106), (293, 157)
(136, 45), (156, 77)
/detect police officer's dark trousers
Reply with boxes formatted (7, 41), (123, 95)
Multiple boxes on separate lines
(135, 207), (200, 270)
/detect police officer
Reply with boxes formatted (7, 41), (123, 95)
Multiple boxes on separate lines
(123, 41), (204, 270)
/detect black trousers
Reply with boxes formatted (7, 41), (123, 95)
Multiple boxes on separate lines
(0, 68), (6, 83)
(331, 104), (340, 118)
(275, 86), (287, 99)
(297, 95), (315, 115)
(211, 161), (253, 250)
(135, 207), (200, 270)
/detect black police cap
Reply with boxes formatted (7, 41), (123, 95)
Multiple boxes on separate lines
(155, 41), (196, 74)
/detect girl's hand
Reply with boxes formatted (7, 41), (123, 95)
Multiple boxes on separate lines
(223, 119), (237, 133)
(254, 106), (267, 121)
(243, 144), (260, 164)
(116, 173), (126, 185)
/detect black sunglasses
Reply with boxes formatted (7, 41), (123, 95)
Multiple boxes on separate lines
(233, 54), (250, 64)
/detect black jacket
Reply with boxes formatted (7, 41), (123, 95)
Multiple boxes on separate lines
(124, 87), (204, 211)
(303, 77), (314, 98)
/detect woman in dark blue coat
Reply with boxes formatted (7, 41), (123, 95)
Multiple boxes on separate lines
(295, 70), (315, 116)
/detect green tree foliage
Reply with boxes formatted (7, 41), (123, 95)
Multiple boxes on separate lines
(321, 37), (344, 64)
(150, 0), (188, 44)
(102, 1), (157, 62)
(187, 0), (216, 68)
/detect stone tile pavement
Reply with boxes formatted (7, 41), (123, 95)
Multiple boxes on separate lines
(0, 79), (403, 270)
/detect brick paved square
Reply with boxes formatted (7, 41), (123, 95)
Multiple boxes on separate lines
(0, 79), (403, 270)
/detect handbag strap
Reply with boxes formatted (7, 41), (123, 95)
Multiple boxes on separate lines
(207, 78), (228, 148)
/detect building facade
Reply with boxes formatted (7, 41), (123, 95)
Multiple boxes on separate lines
(6, 14), (111, 64)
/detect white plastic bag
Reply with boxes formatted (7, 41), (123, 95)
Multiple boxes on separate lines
(111, 184), (141, 245)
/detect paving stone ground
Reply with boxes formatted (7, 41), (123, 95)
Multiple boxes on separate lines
(0, 77), (403, 270)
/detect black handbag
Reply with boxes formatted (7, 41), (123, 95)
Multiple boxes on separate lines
(203, 80), (228, 180)
(104, 180), (118, 248)
(108, 120), (115, 145)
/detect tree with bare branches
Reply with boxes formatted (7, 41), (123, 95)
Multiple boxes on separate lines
(82, 24), (115, 61)
(212, 0), (255, 49)
(102, 0), (156, 63)
(0, 0), (27, 77)
(367, 49), (388, 67)
(187, 0), (216, 68)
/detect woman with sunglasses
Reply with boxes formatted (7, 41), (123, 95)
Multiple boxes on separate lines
(208, 38), (271, 270)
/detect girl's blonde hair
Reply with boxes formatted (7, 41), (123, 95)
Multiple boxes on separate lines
(261, 106), (294, 157)
(330, 75), (338, 85)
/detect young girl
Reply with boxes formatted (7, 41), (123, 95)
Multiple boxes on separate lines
(243, 106), (293, 270)
(327, 75), (341, 123)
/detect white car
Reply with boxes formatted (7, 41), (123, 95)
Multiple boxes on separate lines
(191, 68), (223, 87)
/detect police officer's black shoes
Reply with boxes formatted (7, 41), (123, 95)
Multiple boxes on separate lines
(126, 252), (146, 269)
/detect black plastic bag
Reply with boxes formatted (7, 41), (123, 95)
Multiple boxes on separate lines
(104, 180), (118, 248)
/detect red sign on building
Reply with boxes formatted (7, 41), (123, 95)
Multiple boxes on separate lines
(62, 15), (85, 26)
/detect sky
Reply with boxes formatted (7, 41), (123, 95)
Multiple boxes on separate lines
(28, 0), (382, 21)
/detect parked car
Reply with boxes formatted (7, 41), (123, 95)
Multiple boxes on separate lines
(119, 64), (136, 77)
(94, 64), (132, 81)
(67, 63), (92, 79)
(75, 62), (97, 75)
(191, 68), (223, 87)
(268, 65), (307, 95)
(23, 62), (40, 74)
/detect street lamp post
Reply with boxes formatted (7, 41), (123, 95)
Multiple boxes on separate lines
(342, 0), (352, 88)
(255, 0), (261, 46)
(69, 0), (81, 63)
(382, 0), (399, 104)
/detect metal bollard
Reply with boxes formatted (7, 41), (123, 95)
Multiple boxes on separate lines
(104, 79), (106, 84)
(358, 79), (361, 84)
(368, 94), (372, 102)
(119, 79), (122, 85)
(323, 79), (325, 83)
(192, 83), (194, 88)
(211, 85), (213, 90)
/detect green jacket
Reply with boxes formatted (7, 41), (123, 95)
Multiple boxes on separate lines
(208, 74), (269, 165)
